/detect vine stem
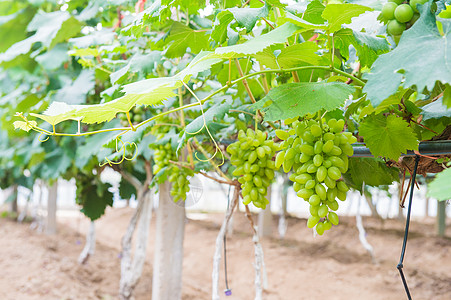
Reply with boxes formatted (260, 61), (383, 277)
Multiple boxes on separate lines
(234, 58), (277, 130)
(199, 171), (236, 186)
(234, 58), (256, 104)
(178, 86), (187, 161)
(24, 65), (365, 137)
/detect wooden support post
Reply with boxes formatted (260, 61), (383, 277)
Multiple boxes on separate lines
(152, 182), (185, 300)
(437, 200), (447, 237)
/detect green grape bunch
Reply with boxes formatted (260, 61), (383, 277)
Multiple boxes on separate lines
(168, 166), (194, 201)
(275, 118), (357, 235)
(153, 142), (177, 175)
(380, 0), (426, 40)
(150, 121), (193, 203)
(227, 129), (279, 209)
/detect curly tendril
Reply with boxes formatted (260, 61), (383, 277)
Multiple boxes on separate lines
(182, 81), (225, 166)
(99, 138), (138, 167)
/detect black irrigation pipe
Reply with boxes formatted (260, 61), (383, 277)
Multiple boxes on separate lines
(220, 140), (451, 157)
(397, 155), (420, 300)
(352, 140), (451, 157)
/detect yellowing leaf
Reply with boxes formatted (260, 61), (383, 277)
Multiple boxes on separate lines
(13, 120), (37, 132)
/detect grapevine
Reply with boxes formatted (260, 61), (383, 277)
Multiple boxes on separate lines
(275, 118), (357, 235)
(227, 129), (279, 209)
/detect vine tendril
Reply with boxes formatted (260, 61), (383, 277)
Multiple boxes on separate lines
(182, 81), (225, 166)
(99, 137), (138, 167)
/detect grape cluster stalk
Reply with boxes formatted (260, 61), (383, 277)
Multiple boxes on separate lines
(275, 118), (357, 235)
(227, 129), (279, 209)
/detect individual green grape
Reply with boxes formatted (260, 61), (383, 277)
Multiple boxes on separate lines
(387, 19), (406, 36)
(307, 215), (320, 228)
(394, 4), (414, 23)
(228, 128), (277, 209)
(328, 211), (339, 225)
(381, 2), (398, 20)
(316, 222), (325, 235)
(275, 118), (353, 235)
(275, 129), (290, 140)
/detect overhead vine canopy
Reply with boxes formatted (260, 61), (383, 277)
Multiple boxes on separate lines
(2, 0), (451, 223)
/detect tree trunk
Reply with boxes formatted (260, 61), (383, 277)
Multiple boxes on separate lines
(119, 189), (153, 300)
(10, 184), (18, 215)
(46, 181), (58, 235)
(258, 187), (272, 238)
(17, 192), (31, 223)
(78, 221), (96, 264)
(152, 182), (185, 300)
(278, 176), (289, 239)
(356, 196), (376, 263)
(30, 180), (45, 232)
(437, 200), (447, 237)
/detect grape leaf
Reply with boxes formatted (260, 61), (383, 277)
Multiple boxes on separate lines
(0, 11), (81, 63)
(30, 51), (223, 124)
(13, 120), (37, 132)
(79, 182), (113, 221)
(69, 29), (116, 48)
(281, 13), (327, 31)
(334, 28), (389, 67)
(211, 10), (235, 44)
(359, 114), (419, 160)
(214, 22), (301, 58)
(363, 2), (451, 107)
(421, 97), (451, 120)
(252, 82), (355, 121)
(30, 102), (80, 125)
(427, 167), (451, 201)
(164, 22), (209, 58)
(54, 70), (95, 105)
(35, 43), (69, 70)
(0, 6), (35, 52)
(303, 0), (326, 24)
(227, 4), (269, 32)
(321, 3), (372, 32)
(119, 176), (136, 200)
(38, 148), (72, 179)
(254, 42), (322, 69)
(345, 157), (399, 191)
(49, 16), (82, 49)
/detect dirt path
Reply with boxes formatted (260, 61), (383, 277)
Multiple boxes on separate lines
(1, 207), (450, 299)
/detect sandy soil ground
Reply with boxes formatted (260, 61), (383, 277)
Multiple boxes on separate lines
(0, 207), (450, 300)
